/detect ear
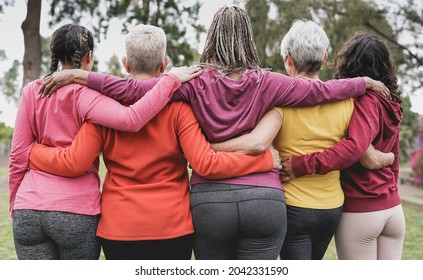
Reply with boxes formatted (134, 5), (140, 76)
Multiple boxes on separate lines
(159, 56), (170, 73)
(322, 52), (328, 66)
(122, 56), (131, 74)
(286, 52), (295, 68)
(85, 50), (93, 65)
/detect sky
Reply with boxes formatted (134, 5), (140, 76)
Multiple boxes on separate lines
(0, 0), (422, 128)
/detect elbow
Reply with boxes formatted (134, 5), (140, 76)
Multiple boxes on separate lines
(250, 144), (267, 155)
(246, 136), (268, 155)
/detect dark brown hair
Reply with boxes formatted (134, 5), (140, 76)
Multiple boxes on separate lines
(49, 24), (94, 74)
(333, 33), (401, 103)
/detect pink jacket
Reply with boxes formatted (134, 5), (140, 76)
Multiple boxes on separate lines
(8, 73), (181, 216)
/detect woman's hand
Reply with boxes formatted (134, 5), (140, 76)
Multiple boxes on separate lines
(363, 76), (390, 99)
(38, 69), (89, 97)
(169, 65), (203, 83)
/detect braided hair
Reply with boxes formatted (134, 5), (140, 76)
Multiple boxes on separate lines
(49, 24), (94, 74)
(200, 6), (262, 75)
(333, 33), (401, 104)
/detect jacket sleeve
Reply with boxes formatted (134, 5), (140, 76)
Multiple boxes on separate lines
(79, 73), (181, 132)
(175, 103), (274, 179)
(8, 92), (35, 214)
(266, 72), (366, 107)
(291, 94), (380, 177)
(87, 72), (159, 104)
(29, 123), (103, 177)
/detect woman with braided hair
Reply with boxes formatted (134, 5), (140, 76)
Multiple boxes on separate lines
(8, 23), (202, 259)
(37, 7), (389, 259)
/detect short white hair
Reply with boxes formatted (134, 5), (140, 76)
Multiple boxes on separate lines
(125, 24), (167, 74)
(280, 19), (329, 74)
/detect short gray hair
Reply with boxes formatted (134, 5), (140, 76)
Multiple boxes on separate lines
(125, 24), (167, 74)
(280, 19), (329, 74)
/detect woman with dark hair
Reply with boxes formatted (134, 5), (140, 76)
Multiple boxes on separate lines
(281, 34), (405, 260)
(8, 23), (201, 260)
(36, 7), (389, 260)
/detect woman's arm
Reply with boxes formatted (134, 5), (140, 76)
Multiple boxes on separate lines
(176, 103), (280, 179)
(29, 122), (103, 177)
(267, 72), (389, 107)
(359, 144), (394, 169)
(211, 109), (283, 155)
(286, 94), (381, 179)
(76, 67), (201, 132)
(8, 92), (35, 215)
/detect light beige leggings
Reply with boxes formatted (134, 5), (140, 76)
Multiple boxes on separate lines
(335, 204), (405, 260)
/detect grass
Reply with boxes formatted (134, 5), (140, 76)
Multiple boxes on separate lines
(0, 166), (7, 176)
(0, 190), (16, 260)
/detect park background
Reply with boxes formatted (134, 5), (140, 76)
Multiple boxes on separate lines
(0, 0), (422, 260)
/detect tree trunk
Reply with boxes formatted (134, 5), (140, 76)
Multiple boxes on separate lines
(21, 0), (42, 87)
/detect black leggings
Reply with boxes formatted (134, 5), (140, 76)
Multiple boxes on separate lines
(13, 209), (100, 260)
(99, 234), (194, 260)
(190, 183), (286, 260)
(280, 205), (343, 260)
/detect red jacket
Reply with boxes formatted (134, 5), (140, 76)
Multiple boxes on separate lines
(292, 92), (403, 212)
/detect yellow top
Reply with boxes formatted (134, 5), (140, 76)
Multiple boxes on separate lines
(274, 98), (354, 209)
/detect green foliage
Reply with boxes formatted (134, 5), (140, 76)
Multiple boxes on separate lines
(0, 59), (21, 105)
(105, 53), (125, 77)
(0, 50), (6, 60)
(0, 0), (14, 14)
(400, 96), (420, 162)
(0, 122), (13, 139)
(48, 0), (203, 66)
(40, 36), (51, 76)
(246, 0), (421, 162)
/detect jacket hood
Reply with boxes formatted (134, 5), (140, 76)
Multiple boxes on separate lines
(369, 91), (403, 138)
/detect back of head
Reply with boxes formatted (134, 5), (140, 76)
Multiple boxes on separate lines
(49, 24), (94, 73)
(200, 5), (261, 74)
(125, 24), (167, 75)
(280, 19), (329, 75)
(334, 33), (401, 103)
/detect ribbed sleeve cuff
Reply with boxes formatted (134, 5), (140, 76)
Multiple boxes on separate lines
(291, 155), (309, 178)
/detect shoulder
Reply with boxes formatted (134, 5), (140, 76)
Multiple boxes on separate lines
(169, 101), (194, 114)
(21, 79), (43, 97)
(354, 91), (380, 108)
(73, 84), (104, 99)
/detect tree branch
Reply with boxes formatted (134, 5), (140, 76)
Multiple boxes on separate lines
(365, 20), (423, 65)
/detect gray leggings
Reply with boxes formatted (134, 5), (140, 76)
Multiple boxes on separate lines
(13, 209), (100, 260)
(190, 183), (286, 260)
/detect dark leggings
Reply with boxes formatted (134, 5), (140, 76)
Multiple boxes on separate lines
(280, 205), (343, 260)
(99, 234), (194, 260)
(13, 209), (100, 260)
(190, 183), (286, 260)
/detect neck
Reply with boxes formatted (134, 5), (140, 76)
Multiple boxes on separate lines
(130, 72), (159, 81)
(295, 72), (320, 81)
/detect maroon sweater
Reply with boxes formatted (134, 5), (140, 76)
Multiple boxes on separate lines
(291, 92), (403, 212)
